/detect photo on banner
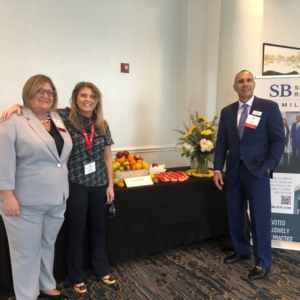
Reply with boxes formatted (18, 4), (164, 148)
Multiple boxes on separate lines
(255, 75), (300, 250)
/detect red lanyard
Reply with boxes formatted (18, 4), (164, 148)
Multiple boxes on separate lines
(82, 123), (95, 154)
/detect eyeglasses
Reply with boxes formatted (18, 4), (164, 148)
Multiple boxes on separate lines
(36, 88), (55, 97)
(109, 201), (116, 218)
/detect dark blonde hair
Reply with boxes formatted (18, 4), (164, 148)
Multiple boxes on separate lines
(68, 82), (107, 134)
(22, 74), (58, 111)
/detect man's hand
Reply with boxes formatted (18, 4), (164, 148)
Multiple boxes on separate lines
(213, 172), (224, 190)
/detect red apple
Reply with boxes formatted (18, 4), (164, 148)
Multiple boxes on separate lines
(152, 163), (159, 167)
(122, 150), (129, 157)
(124, 164), (131, 171)
(116, 151), (123, 158)
(134, 154), (141, 160)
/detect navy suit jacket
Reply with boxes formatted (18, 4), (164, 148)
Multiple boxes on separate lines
(290, 122), (300, 141)
(214, 96), (285, 185)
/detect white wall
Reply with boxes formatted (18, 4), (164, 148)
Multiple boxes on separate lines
(0, 0), (187, 167)
(263, 0), (300, 48)
(1, 0), (300, 168)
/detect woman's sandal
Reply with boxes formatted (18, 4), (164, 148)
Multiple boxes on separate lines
(72, 284), (87, 294)
(99, 276), (116, 285)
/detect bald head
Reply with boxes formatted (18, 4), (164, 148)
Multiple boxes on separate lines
(233, 70), (256, 103)
(234, 70), (254, 84)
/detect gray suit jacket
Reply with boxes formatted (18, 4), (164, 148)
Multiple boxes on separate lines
(0, 108), (73, 206)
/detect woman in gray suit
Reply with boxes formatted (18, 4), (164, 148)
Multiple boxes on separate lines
(2, 81), (116, 295)
(0, 75), (72, 300)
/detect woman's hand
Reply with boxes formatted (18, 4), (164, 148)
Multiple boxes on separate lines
(106, 185), (115, 204)
(104, 145), (115, 204)
(1, 104), (22, 120)
(0, 191), (20, 216)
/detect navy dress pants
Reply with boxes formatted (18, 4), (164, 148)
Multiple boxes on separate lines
(226, 161), (271, 269)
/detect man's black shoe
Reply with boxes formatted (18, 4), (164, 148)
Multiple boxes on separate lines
(224, 253), (251, 264)
(248, 265), (270, 279)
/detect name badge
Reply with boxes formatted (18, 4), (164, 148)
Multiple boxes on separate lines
(52, 118), (67, 132)
(84, 161), (96, 175)
(245, 114), (261, 129)
(252, 110), (262, 116)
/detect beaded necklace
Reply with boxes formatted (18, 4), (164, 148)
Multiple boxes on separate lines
(37, 113), (51, 126)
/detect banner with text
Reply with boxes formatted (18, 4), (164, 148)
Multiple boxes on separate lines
(255, 75), (300, 249)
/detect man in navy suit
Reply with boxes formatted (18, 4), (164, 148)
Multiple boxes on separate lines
(213, 70), (285, 279)
(290, 114), (300, 161)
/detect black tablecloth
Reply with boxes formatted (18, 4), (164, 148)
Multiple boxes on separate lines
(0, 168), (229, 299)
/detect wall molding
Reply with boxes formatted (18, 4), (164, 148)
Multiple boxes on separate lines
(111, 145), (181, 155)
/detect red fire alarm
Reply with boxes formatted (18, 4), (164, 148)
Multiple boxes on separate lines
(121, 63), (129, 73)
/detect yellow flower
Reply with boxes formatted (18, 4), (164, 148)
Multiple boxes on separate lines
(190, 125), (197, 132)
(184, 125), (196, 137)
(201, 129), (212, 135)
(197, 116), (206, 123)
(183, 125), (197, 138)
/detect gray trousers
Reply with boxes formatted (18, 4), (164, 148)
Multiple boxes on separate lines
(0, 201), (66, 300)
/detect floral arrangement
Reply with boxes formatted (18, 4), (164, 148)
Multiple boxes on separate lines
(173, 112), (218, 174)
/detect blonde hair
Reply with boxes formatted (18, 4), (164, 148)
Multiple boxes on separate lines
(22, 74), (58, 111)
(68, 82), (107, 134)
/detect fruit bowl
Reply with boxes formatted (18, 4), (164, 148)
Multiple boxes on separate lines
(114, 169), (149, 180)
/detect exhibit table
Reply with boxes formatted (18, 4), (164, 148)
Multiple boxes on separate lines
(0, 168), (229, 299)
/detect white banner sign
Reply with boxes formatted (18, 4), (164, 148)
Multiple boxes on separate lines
(255, 75), (300, 111)
(255, 75), (300, 250)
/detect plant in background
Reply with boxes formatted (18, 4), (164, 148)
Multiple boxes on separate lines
(173, 112), (218, 175)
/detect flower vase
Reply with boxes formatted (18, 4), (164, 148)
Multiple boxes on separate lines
(190, 157), (197, 169)
(195, 156), (208, 174)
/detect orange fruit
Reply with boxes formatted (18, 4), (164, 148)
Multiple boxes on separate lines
(142, 162), (149, 169)
(127, 154), (134, 161)
(136, 159), (143, 165)
(117, 156), (126, 164)
(130, 164), (137, 170)
(118, 182), (125, 188)
(136, 163), (142, 170)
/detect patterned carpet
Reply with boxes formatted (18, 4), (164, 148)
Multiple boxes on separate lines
(6, 238), (300, 300)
